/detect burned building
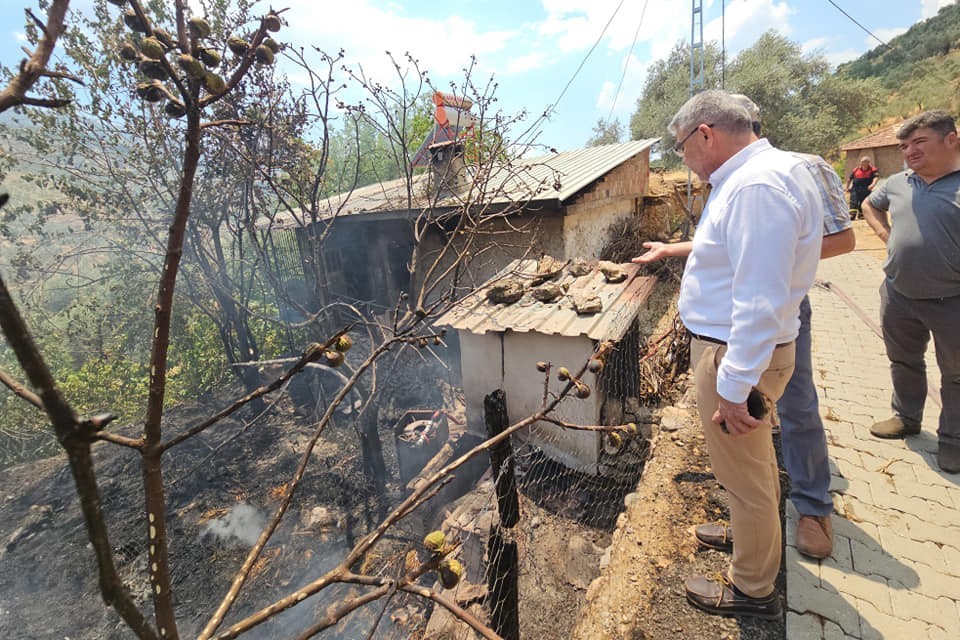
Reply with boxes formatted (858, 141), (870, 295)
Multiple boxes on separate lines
(435, 258), (657, 474)
(259, 91), (661, 317)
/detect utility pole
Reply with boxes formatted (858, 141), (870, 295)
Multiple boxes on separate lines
(683, 0), (706, 238)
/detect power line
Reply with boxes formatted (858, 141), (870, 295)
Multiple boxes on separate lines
(544, 0), (626, 123)
(824, 0), (958, 89)
(605, 0), (650, 125)
(824, 0), (891, 50)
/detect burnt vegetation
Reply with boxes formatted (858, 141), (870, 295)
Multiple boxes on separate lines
(0, 1), (685, 639)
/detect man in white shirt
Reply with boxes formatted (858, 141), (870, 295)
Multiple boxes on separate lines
(636, 95), (853, 561)
(649, 90), (822, 619)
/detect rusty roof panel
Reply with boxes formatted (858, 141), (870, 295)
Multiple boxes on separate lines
(435, 259), (657, 341)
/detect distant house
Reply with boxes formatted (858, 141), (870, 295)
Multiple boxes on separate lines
(840, 123), (904, 182)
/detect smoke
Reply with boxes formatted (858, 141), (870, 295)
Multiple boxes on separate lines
(202, 503), (266, 546)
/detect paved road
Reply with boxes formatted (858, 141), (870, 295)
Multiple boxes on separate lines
(785, 225), (959, 640)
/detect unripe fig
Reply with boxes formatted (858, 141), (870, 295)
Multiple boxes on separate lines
(227, 35), (250, 56)
(335, 334), (353, 352)
(153, 27), (176, 49)
(606, 432), (622, 449)
(177, 54), (205, 79)
(202, 71), (227, 94)
(164, 101), (186, 118)
(135, 81), (165, 102)
(138, 59), (169, 80)
(198, 47), (221, 68)
(322, 349), (344, 367)
(118, 42), (139, 62)
(139, 36), (165, 60)
(264, 13), (282, 32)
(254, 44), (275, 65)
(188, 16), (211, 39)
(423, 530), (446, 553)
(123, 10), (148, 33)
(438, 558), (464, 589)
(262, 37), (280, 53)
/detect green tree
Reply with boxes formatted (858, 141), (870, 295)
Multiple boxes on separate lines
(629, 41), (724, 164)
(629, 32), (882, 159)
(725, 31), (881, 153)
(586, 116), (623, 146)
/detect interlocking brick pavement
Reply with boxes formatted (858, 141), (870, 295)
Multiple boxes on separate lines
(785, 246), (959, 639)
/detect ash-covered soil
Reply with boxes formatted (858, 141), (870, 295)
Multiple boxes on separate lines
(0, 383), (426, 640)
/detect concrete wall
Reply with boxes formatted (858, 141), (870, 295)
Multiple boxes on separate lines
(460, 330), (603, 473)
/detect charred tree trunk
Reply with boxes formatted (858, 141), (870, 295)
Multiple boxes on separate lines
(486, 524), (520, 640)
(483, 389), (520, 639)
(484, 390), (518, 527)
(359, 406), (387, 494)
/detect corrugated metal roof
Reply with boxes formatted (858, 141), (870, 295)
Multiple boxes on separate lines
(841, 124), (901, 151)
(260, 139), (658, 229)
(506, 139), (659, 203)
(434, 259), (657, 341)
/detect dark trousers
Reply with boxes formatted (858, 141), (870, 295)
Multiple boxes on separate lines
(880, 279), (960, 445)
(777, 296), (832, 517)
(850, 188), (870, 212)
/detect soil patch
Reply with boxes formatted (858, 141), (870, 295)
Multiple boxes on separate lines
(572, 389), (789, 640)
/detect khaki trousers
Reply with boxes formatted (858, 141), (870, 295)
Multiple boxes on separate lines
(691, 337), (795, 597)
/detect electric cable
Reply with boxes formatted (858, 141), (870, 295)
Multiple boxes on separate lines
(531, 0), (625, 143)
(605, 0), (649, 127)
(824, 0), (892, 50)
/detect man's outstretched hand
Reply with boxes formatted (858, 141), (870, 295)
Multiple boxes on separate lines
(631, 241), (670, 264)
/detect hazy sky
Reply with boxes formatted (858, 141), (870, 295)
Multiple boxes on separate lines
(1, 0), (956, 151)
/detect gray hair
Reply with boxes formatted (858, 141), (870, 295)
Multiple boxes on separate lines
(897, 110), (957, 140)
(669, 90), (754, 138)
(728, 93), (760, 121)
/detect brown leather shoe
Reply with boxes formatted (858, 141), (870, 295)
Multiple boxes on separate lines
(870, 416), (921, 439)
(796, 515), (833, 559)
(684, 573), (781, 619)
(694, 522), (733, 552)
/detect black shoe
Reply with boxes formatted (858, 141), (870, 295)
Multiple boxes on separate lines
(694, 522), (733, 552)
(939, 442), (960, 473)
(684, 574), (781, 619)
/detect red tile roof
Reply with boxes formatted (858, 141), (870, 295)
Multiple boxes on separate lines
(841, 123), (902, 151)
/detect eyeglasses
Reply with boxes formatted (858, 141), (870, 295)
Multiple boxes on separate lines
(673, 123), (714, 155)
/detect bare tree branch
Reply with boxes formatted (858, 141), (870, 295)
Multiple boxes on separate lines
(0, 0), (74, 113)
(0, 367), (43, 409)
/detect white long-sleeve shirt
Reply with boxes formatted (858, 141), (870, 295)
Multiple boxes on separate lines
(678, 139), (823, 403)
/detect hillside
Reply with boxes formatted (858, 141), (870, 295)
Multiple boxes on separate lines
(836, 3), (960, 132)
(838, 2), (960, 86)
